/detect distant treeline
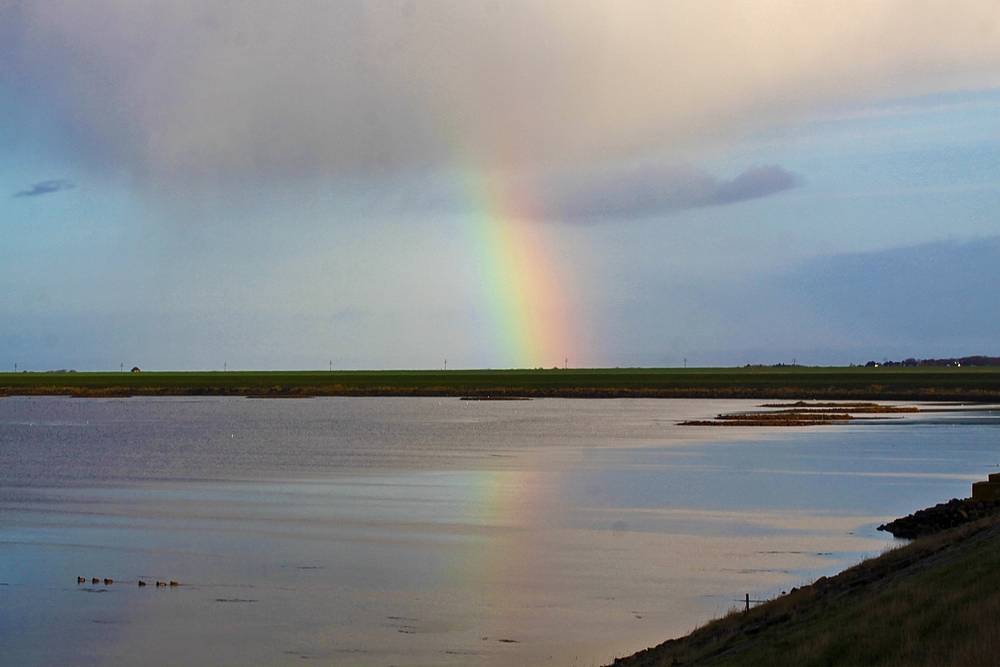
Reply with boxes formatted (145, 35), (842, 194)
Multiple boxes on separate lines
(865, 356), (1000, 367)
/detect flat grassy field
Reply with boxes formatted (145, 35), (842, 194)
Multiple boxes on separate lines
(2, 367), (1000, 400)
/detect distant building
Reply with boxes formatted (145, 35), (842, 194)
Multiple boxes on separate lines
(131, 367), (141, 373)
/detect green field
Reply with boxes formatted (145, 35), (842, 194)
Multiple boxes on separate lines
(2, 367), (1000, 400)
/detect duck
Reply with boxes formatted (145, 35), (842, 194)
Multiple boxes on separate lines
(156, 581), (166, 587)
(104, 578), (114, 585)
(92, 578), (100, 584)
(138, 580), (147, 587)
(77, 576), (86, 583)
(169, 581), (179, 587)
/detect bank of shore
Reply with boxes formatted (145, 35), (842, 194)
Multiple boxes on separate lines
(610, 506), (1000, 666)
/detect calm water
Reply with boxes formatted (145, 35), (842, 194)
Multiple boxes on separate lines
(1, 397), (998, 666)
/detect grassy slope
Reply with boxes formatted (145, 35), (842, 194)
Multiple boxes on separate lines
(2, 367), (1000, 399)
(612, 516), (1000, 666)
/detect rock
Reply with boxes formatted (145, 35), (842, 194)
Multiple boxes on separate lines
(878, 499), (1000, 539)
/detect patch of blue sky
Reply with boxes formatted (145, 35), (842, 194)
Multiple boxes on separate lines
(684, 88), (1000, 253)
(737, 88), (1000, 157)
(1, 157), (145, 313)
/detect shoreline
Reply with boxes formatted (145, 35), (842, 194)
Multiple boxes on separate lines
(610, 502), (1000, 666)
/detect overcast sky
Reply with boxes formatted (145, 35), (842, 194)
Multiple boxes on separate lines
(3, 0), (1000, 370)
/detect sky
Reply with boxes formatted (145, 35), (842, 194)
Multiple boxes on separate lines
(2, 0), (1000, 371)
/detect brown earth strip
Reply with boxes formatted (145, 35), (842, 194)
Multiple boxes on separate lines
(760, 402), (920, 413)
(679, 403), (920, 427)
(678, 419), (844, 427)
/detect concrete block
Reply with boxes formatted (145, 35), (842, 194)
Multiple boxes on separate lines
(972, 481), (999, 501)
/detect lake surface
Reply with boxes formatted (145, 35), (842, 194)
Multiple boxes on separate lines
(1, 397), (998, 666)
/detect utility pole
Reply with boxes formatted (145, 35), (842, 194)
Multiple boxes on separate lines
(684, 358), (687, 369)
(329, 360), (332, 372)
(444, 359), (447, 371)
(224, 362), (227, 372)
(120, 362), (123, 372)
(565, 357), (568, 370)
(14, 363), (16, 373)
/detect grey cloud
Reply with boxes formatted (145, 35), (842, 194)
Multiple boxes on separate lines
(12, 179), (75, 197)
(776, 236), (1000, 343)
(701, 237), (1000, 362)
(612, 236), (1000, 367)
(710, 166), (799, 205)
(2, 1), (998, 188)
(539, 164), (800, 221)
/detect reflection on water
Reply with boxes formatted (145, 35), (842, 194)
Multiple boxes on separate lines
(0, 397), (997, 665)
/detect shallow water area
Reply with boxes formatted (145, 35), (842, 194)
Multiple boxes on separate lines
(1, 397), (997, 666)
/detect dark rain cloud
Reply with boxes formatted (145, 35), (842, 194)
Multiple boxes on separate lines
(538, 164), (800, 221)
(613, 236), (1000, 367)
(13, 179), (75, 198)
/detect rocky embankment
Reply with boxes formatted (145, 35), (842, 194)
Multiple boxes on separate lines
(876, 497), (1000, 539)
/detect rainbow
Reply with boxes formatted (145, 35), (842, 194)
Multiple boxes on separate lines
(453, 467), (554, 603)
(459, 171), (583, 369)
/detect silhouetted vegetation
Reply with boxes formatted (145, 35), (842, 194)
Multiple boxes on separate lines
(865, 355), (1000, 367)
